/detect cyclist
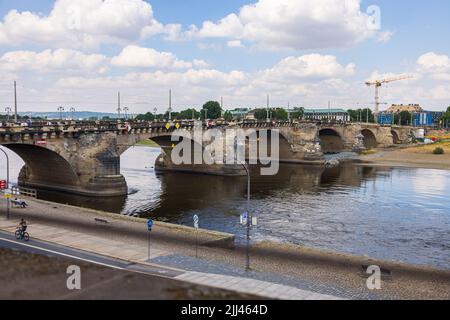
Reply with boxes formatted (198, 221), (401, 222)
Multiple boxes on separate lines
(18, 218), (27, 238)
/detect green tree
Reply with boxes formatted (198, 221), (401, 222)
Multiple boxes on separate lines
(164, 111), (179, 120)
(273, 108), (288, 120)
(441, 106), (450, 127)
(135, 112), (154, 121)
(223, 111), (233, 121)
(177, 108), (201, 120)
(201, 101), (222, 119)
(290, 107), (304, 119)
(254, 109), (268, 121)
(348, 108), (375, 123)
(394, 111), (413, 126)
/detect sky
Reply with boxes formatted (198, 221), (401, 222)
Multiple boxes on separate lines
(0, 0), (449, 114)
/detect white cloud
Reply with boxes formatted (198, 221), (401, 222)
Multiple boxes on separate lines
(182, 0), (379, 50)
(111, 45), (208, 69)
(0, 0), (169, 49)
(376, 30), (393, 43)
(259, 54), (355, 82)
(49, 53), (357, 110)
(227, 40), (245, 48)
(417, 52), (450, 74)
(430, 85), (450, 100)
(0, 49), (108, 74)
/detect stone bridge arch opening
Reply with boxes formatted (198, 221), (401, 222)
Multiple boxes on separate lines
(319, 129), (344, 154)
(2, 144), (80, 190)
(391, 130), (400, 144)
(361, 129), (378, 149)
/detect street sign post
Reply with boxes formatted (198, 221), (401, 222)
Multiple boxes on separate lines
(240, 212), (248, 226)
(147, 219), (153, 261)
(193, 214), (199, 258)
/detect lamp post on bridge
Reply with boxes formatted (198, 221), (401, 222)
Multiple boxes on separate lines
(123, 107), (129, 120)
(70, 107), (76, 120)
(57, 106), (64, 120)
(5, 107), (11, 122)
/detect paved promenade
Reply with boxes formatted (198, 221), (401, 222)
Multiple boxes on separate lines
(0, 217), (339, 300)
(1, 197), (449, 300)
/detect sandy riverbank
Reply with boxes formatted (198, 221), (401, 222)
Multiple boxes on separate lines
(358, 142), (450, 170)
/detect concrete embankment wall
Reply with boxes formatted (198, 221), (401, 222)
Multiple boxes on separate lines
(1, 197), (235, 249)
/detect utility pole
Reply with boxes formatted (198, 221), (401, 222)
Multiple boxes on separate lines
(117, 92), (121, 119)
(14, 81), (18, 123)
(70, 107), (76, 120)
(328, 101), (331, 122)
(168, 89), (172, 121)
(288, 102), (290, 121)
(5, 107), (11, 121)
(57, 106), (64, 120)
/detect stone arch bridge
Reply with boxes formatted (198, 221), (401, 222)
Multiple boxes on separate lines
(0, 120), (414, 197)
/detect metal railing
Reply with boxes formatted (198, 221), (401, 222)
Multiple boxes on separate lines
(11, 186), (37, 198)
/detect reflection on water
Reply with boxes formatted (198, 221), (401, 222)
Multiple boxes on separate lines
(0, 146), (449, 269)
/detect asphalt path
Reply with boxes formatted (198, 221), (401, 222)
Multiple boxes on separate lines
(0, 230), (184, 278)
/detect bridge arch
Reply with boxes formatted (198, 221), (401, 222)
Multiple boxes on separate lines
(361, 129), (378, 149)
(319, 129), (344, 154)
(391, 130), (400, 144)
(1, 144), (80, 189)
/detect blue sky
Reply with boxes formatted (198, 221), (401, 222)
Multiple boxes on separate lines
(0, 0), (449, 112)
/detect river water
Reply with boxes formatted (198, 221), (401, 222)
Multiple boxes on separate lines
(1, 146), (449, 269)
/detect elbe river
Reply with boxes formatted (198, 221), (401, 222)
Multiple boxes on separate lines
(1, 146), (449, 269)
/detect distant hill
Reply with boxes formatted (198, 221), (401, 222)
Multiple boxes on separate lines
(18, 111), (120, 120)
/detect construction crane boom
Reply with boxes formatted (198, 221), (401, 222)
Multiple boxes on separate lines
(365, 74), (413, 124)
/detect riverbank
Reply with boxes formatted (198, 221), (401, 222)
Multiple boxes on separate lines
(1, 197), (449, 300)
(358, 142), (450, 170)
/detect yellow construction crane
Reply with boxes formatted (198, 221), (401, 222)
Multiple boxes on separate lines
(365, 75), (413, 124)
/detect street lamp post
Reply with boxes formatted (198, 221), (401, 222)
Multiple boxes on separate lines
(57, 106), (64, 120)
(243, 162), (251, 271)
(0, 147), (10, 219)
(235, 136), (252, 271)
(70, 107), (76, 121)
(123, 107), (129, 120)
(153, 107), (158, 121)
(5, 107), (11, 121)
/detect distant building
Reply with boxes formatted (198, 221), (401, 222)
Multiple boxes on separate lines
(245, 109), (256, 120)
(386, 104), (424, 113)
(303, 109), (350, 122)
(378, 110), (443, 126)
(229, 108), (250, 119)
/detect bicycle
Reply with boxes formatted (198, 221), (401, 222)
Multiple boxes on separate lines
(15, 227), (30, 241)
